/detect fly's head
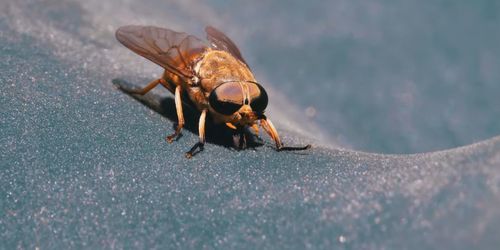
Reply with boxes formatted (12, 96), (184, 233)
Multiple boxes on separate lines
(208, 81), (268, 127)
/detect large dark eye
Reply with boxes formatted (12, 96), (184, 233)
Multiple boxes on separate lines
(249, 83), (268, 112)
(209, 82), (243, 115)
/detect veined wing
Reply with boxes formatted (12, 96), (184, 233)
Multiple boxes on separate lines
(205, 26), (249, 67)
(116, 25), (208, 81)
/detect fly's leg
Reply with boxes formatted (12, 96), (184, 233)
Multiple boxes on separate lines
(166, 86), (185, 143)
(260, 117), (311, 151)
(186, 109), (207, 158)
(260, 118), (283, 149)
(116, 78), (169, 95)
(238, 127), (248, 150)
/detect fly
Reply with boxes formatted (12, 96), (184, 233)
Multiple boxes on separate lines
(115, 25), (310, 158)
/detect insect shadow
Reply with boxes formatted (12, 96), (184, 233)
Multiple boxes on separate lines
(112, 78), (264, 150)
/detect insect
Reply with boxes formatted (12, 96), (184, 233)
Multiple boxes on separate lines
(115, 25), (310, 158)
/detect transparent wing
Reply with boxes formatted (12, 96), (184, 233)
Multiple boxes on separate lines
(205, 26), (249, 67)
(116, 25), (208, 80)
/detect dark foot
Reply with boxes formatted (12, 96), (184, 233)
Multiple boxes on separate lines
(238, 132), (247, 150)
(166, 127), (183, 143)
(166, 134), (179, 143)
(277, 144), (311, 151)
(185, 142), (204, 158)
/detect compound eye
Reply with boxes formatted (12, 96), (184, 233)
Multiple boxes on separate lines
(209, 82), (243, 115)
(249, 83), (268, 112)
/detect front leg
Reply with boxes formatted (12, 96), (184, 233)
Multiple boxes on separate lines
(260, 116), (311, 151)
(260, 117), (283, 149)
(166, 85), (185, 142)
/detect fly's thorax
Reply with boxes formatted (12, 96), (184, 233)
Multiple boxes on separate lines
(197, 50), (256, 93)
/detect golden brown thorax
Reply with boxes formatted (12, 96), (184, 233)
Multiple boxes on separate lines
(197, 49), (256, 92)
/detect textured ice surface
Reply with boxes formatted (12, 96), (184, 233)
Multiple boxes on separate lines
(1, 0), (500, 249)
